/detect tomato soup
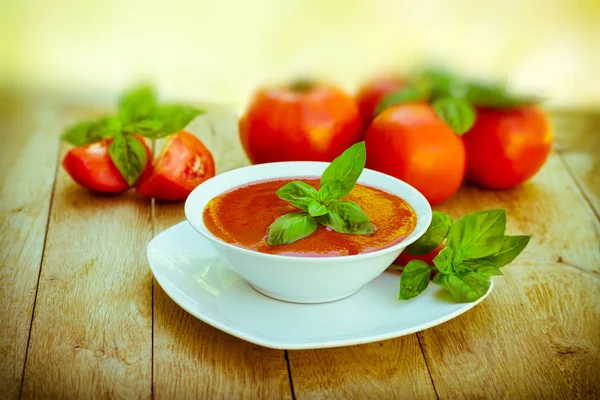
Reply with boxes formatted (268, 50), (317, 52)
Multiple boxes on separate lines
(202, 178), (417, 257)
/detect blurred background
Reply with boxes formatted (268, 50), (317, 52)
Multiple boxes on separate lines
(1, 0), (599, 110)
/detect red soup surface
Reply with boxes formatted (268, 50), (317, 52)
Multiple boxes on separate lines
(202, 178), (417, 257)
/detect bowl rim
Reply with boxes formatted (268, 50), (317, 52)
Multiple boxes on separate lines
(184, 161), (432, 263)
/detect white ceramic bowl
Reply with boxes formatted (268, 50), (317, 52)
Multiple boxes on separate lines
(185, 162), (432, 304)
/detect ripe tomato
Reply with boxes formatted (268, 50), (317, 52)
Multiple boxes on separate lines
(364, 103), (466, 205)
(62, 136), (151, 194)
(394, 243), (444, 267)
(239, 82), (363, 163)
(463, 106), (552, 189)
(137, 131), (215, 201)
(356, 76), (405, 124)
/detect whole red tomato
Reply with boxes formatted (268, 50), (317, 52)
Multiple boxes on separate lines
(364, 103), (466, 205)
(239, 82), (363, 163)
(62, 136), (151, 194)
(137, 130), (215, 201)
(463, 106), (552, 189)
(356, 76), (405, 124)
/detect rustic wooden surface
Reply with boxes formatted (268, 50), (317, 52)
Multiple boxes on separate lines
(0, 96), (598, 399)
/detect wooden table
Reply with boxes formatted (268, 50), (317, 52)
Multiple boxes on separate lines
(1, 97), (599, 399)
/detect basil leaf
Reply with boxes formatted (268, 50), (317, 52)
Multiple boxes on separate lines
(447, 209), (506, 259)
(61, 117), (122, 146)
(399, 260), (431, 300)
(126, 105), (204, 138)
(433, 271), (490, 303)
(416, 67), (466, 98)
(466, 260), (503, 278)
(375, 87), (426, 116)
(433, 96), (476, 135)
(465, 82), (542, 108)
(276, 181), (318, 211)
(432, 247), (453, 273)
(320, 142), (366, 199)
(267, 212), (318, 245)
(317, 180), (343, 206)
(405, 211), (453, 255)
(318, 201), (374, 235)
(119, 85), (157, 124)
(308, 201), (328, 217)
(483, 235), (531, 267)
(108, 135), (148, 186)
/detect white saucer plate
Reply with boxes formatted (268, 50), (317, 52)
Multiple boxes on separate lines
(147, 222), (493, 350)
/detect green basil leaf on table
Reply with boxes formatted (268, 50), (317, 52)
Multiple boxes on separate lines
(399, 260), (431, 300)
(433, 271), (490, 303)
(267, 212), (318, 245)
(62, 121), (96, 146)
(432, 247), (454, 273)
(61, 117), (122, 146)
(465, 81), (543, 108)
(483, 235), (531, 267)
(318, 201), (374, 235)
(375, 87), (427, 116)
(466, 260), (503, 277)
(125, 105), (204, 138)
(308, 201), (328, 217)
(108, 134), (148, 186)
(320, 142), (366, 199)
(432, 96), (476, 135)
(276, 181), (318, 212)
(317, 180), (343, 205)
(405, 211), (453, 255)
(118, 84), (157, 124)
(447, 209), (506, 259)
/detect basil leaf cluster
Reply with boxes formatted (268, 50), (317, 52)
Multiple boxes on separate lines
(267, 142), (374, 245)
(375, 66), (544, 135)
(61, 84), (204, 186)
(398, 209), (530, 303)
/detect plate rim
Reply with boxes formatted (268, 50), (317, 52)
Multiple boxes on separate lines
(148, 221), (493, 350)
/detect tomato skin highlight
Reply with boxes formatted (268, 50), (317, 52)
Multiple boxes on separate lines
(364, 103), (466, 205)
(463, 106), (552, 190)
(356, 76), (405, 124)
(136, 131), (215, 201)
(239, 83), (364, 163)
(62, 136), (151, 194)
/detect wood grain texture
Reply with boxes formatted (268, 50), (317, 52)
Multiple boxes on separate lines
(550, 111), (600, 217)
(288, 335), (437, 400)
(0, 99), (60, 399)
(152, 106), (292, 399)
(419, 152), (600, 399)
(20, 131), (154, 398)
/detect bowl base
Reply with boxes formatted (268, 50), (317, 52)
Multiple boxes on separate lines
(250, 284), (362, 304)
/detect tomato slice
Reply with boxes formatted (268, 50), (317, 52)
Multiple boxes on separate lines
(62, 136), (151, 194)
(136, 131), (215, 201)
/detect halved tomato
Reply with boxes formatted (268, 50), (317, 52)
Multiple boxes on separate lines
(136, 130), (215, 201)
(62, 136), (151, 194)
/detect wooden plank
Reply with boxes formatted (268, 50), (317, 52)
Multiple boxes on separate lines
(0, 98), (60, 399)
(550, 110), (600, 217)
(20, 111), (154, 398)
(152, 106), (292, 399)
(419, 152), (600, 399)
(288, 336), (437, 399)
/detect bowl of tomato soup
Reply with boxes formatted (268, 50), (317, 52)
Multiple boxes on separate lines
(185, 162), (431, 303)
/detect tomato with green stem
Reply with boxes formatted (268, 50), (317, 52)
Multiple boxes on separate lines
(239, 81), (363, 163)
